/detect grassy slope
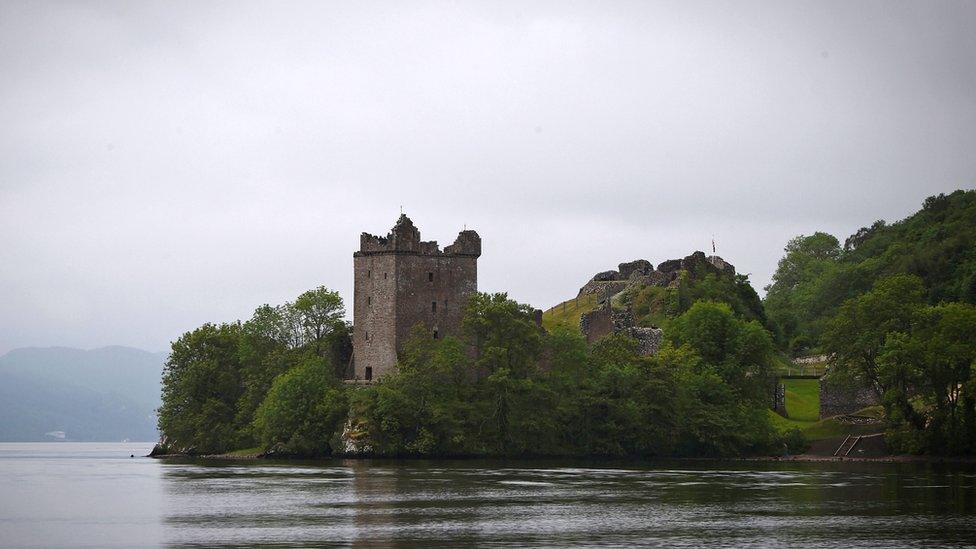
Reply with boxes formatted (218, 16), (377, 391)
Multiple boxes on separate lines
(542, 294), (599, 333)
(784, 379), (819, 421)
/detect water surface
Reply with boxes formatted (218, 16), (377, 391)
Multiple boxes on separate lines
(1, 443), (975, 547)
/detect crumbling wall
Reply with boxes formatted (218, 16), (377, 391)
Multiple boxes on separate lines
(819, 374), (880, 418)
(580, 307), (662, 356)
(580, 307), (615, 344)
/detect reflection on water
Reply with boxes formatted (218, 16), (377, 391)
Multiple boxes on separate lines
(2, 443), (976, 547)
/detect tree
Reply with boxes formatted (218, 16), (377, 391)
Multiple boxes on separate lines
(668, 301), (776, 405)
(293, 286), (345, 355)
(253, 357), (348, 456)
(822, 274), (925, 423)
(158, 323), (245, 454)
(462, 293), (543, 378)
(763, 232), (842, 352)
(878, 302), (976, 453)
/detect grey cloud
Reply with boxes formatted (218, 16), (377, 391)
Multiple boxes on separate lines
(1, 1), (974, 353)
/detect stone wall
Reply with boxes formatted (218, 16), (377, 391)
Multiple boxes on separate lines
(579, 306), (662, 356)
(772, 382), (786, 416)
(819, 374), (880, 418)
(580, 306), (614, 344)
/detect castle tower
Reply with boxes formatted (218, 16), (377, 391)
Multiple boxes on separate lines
(351, 215), (481, 381)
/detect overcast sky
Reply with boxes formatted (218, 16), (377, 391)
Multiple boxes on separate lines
(1, 1), (974, 355)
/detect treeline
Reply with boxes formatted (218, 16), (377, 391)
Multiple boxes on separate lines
(764, 189), (976, 454)
(157, 287), (350, 454)
(158, 291), (791, 458)
(765, 189), (976, 355)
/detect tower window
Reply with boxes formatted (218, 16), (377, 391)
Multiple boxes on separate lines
(367, 269), (371, 278)
(367, 296), (371, 306)
(364, 330), (368, 341)
(428, 272), (434, 282)
(365, 367), (372, 381)
(384, 272), (387, 280)
(432, 301), (437, 313)
(433, 329), (438, 339)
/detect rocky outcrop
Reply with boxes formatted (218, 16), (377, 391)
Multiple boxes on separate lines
(618, 259), (653, 279)
(593, 270), (619, 281)
(334, 418), (373, 456)
(657, 259), (682, 273)
(578, 279), (629, 297)
(707, 255), (736, 275)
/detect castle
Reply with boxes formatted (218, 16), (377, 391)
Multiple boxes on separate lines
(350, 215), (481, 381)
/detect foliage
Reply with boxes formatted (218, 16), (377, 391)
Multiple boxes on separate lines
(157, 287), (351, 455)
(823, 275), (976, 454)
(252, 357), (348, 456)
(668, 301), (777, 406)
(158, 323), (246, 454)
(765, 190), (976, 354)
(161, 286), (783, 459)
(353, 293), (779, 459)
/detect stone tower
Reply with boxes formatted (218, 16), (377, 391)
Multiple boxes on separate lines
(351, 214), (481, 381)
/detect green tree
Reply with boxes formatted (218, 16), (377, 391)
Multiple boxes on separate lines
(158, 323), (245, 454)
(253, 357), (348, 456)
(293, 286), (346, 355)
(878, 302), (976, 453)
(668, 301), (776, 404)
(463, 292), (544, 378)
(822, 274), (926, 428)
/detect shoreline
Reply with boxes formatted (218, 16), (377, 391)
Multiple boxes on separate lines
(149, 451), (976, 465)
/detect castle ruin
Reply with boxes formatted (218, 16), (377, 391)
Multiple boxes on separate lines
(350, 215), (481, 381)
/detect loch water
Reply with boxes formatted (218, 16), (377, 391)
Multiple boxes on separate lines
(1, 443), (975, 547)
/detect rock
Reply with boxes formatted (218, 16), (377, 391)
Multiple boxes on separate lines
(643, 270), (674, 287)
(148, 442), (168, 457)
(680, 251), (710, 272)
(592, 270), (619, 281)
(707, 255), (735, 275)
(618, 259), (653, 279)
(578, 280), (629, 297)
(657, 259), (682, 273)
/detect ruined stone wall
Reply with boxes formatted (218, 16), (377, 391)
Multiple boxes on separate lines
(772, 382), (786, 416)
(580, 307), (614, 344)
(819, 375), (880, 418)
(580, 306), (662, 355)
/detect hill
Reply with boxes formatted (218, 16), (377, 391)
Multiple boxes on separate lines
(0, 346), (166, 441)
(764, 189), (976, 354)
(543, 252), (767, 334)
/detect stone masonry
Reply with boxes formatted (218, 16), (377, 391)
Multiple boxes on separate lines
(350, 215), (480, 381)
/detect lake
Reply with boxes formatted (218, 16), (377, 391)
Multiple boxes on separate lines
(1, 443), (975, 547)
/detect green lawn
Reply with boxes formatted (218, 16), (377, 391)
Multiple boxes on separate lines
(542, 294), (599, 333)
(783, 379), (820, 422)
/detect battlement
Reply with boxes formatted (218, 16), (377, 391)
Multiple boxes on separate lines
(356, 214), (481, 257)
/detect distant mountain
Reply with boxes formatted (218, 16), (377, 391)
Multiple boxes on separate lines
(0, 346), (166, 442)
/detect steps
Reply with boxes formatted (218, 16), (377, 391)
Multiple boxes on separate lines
(833, 435), (862, 456)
